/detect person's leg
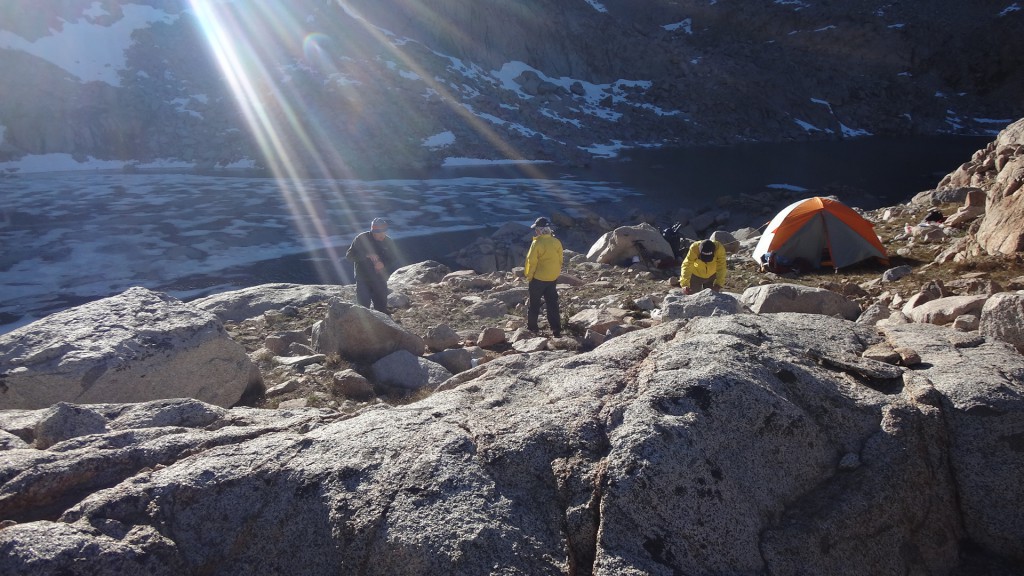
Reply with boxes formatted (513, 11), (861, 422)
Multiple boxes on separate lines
(543, 281), (561, 336)
(355, 277), (372, 308)
(527, 279), (544, 331)
(367, 275), (389, 314)
(692, 275), (715, 292)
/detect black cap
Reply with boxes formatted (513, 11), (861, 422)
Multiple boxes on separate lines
(531, 217), (551, 228)
(699, 240), (716, 262)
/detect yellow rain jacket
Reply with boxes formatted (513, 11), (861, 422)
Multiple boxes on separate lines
(680, 240), (727, 288)
(525, 233), (563, 282)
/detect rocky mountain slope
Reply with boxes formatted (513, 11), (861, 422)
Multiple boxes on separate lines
(1, 0), (1022, 173)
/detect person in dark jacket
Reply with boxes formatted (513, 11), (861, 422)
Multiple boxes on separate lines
(346, 217), (397, 313)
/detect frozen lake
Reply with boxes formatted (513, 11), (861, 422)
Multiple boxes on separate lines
(0, 171), (644, 332)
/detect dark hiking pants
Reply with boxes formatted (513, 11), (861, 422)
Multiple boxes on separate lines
(690, 274), (718, 292)
(356, 272), (389, 314)
(528, 278), (560, 335)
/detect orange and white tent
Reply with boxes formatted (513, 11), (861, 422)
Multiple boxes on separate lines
(752, 197), (888, 270)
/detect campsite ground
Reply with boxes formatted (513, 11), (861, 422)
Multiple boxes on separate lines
(224, 199), (1023, 410)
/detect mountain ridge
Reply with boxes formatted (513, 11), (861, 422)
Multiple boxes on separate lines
(1, 0), (1022, 174)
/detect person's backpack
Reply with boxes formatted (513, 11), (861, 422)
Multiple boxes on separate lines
(661, 223), (683, 258)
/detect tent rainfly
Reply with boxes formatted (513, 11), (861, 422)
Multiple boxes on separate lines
(752, 197), (889, 270)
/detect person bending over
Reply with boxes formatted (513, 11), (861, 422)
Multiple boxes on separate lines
(680, 238), (726, 295)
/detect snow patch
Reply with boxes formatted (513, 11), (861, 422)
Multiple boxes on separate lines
(0, 4), (178, 86)
(423, 131), (455, 149)
(663, 19), (693, 34)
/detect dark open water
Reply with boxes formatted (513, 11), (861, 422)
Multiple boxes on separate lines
(435, 135), (992, 213)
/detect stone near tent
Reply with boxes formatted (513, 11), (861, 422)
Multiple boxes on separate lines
(311, 298), (424, 363)
(486, 286), (530, 307)
(881, 265), (913, 282)
(287, 341), (316, 357)
(904, 295), (988, 326)
(443, 270), (496, 290)
(659, 289), (745, 322)
(584, 329), (607, 348)
(512, 336), (549, 352)
(476, 327), (507, 348)
(556, 272), (586, 287)
(632, 294), (660, 311)
(586, 223), (674, 266)
(448, 223), (533, 274)
(272, 354), (325, 369)
(451, 236), (500, 274)
(944, 277), (1004, 296)
(264, 331), (309, 356)
(952, 314), (980, 332)
(944, 200), (985, 228)
(388, 260), (451, 287)
(34, 402), (108, 449)
(908, 223), (948, 242)
(423, 324), (462, 352)
(687, 211), (718, 234)
(900, 280), (950, 317)
(964, 188), (987, 208)
(370, 350), (452, 390)
(0, 430), (28, 450)
(463, 297), (508, 318)
(108, 397), (228, 431)
(550, 211), (575, 228)
(856, 302), (892, 326)
(265, 379), (301, 397)
(331, 369), (375, 400)
(427, 348), (475, 374)
(980, 292), (1024, 353)
(741, 284), (862, 320)
(387, 290), (413, 309)
(191, 283), (348, 323)
(862, 342), (901, 364)
(731, 227), (761, 242)
(912, 186), (975, 206)
(0, 287), (260, 410)
(709, 230), (741, 253)
(568, 307), (631, 335)
(934, 236), (971, 264)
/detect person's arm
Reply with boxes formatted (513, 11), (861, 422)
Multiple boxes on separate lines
(346, 234), (363, 261)
(715, 243), (727, 288)
(679, 242), (697, 289)
(524, 239), (538, 281)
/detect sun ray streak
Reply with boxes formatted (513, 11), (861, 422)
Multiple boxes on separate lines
(189, 0), (356, 283)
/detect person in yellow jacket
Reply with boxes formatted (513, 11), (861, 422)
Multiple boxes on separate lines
(680, 239), (727, 295)
(524, 217), (564, 337)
